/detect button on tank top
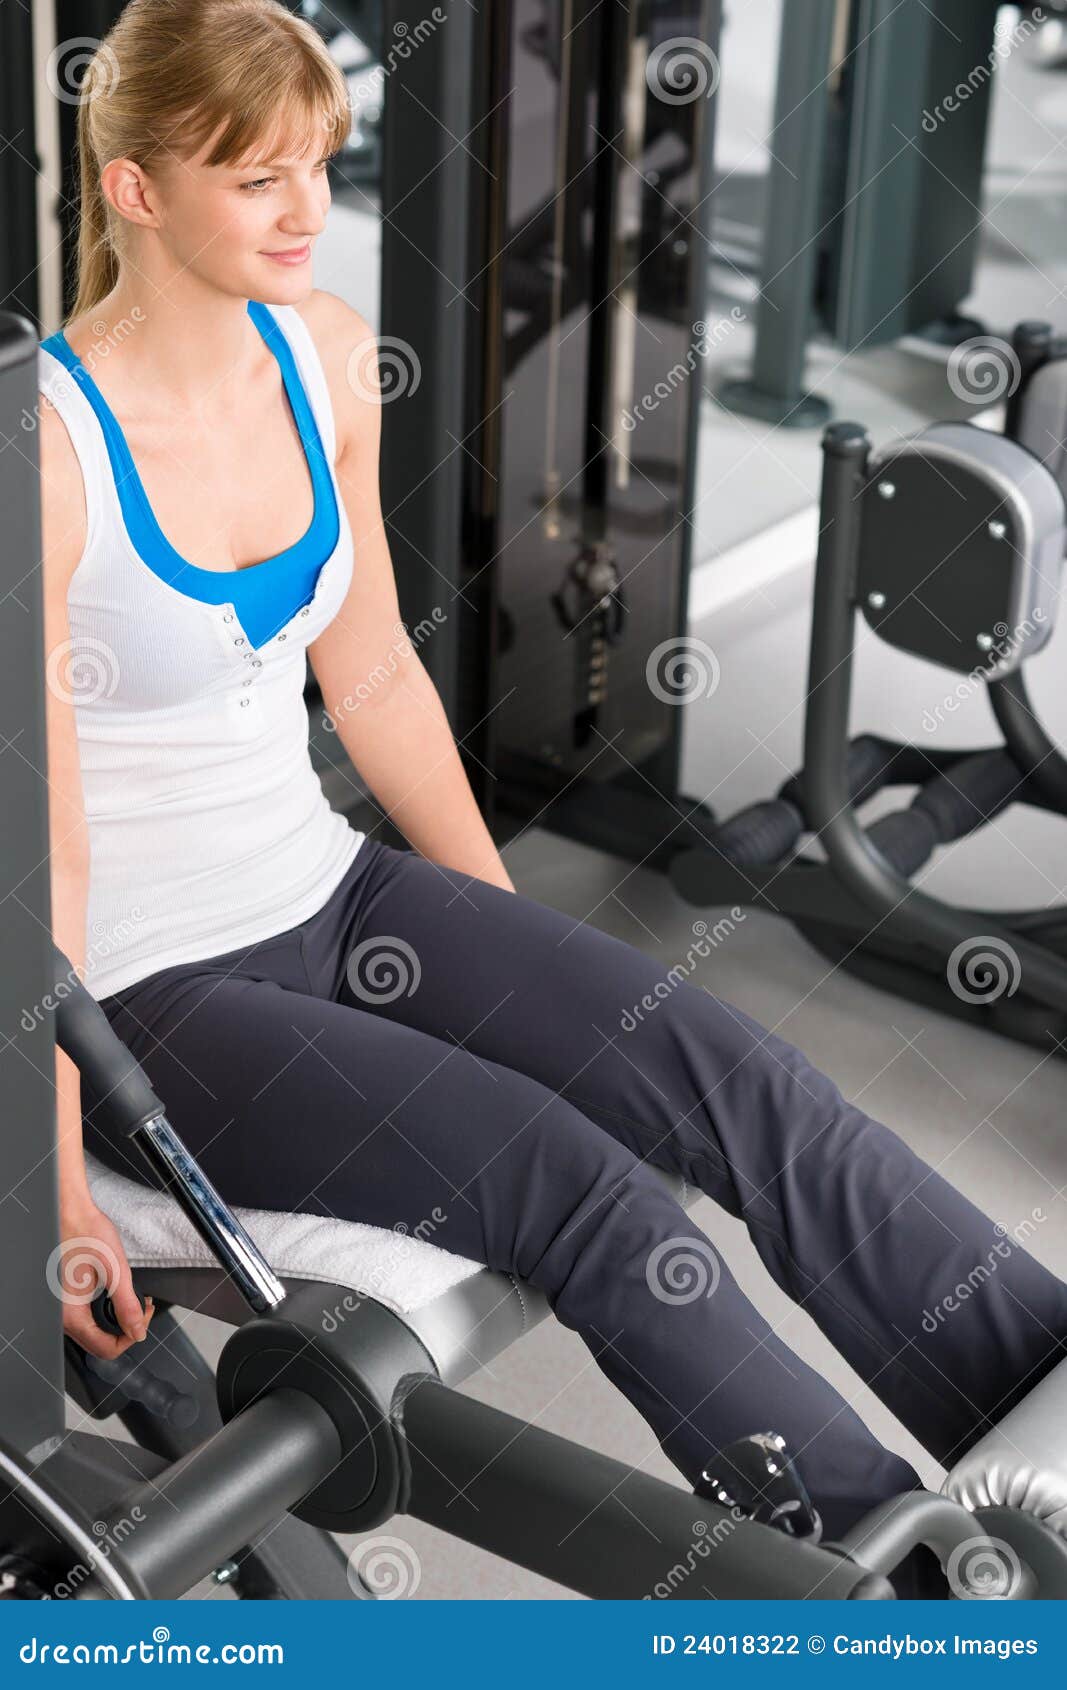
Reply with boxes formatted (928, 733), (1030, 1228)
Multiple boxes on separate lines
(38, 300), (366, 1000)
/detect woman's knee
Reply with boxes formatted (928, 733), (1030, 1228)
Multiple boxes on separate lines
(484, 1093), (693, 1294)
(660, 982), (862, 1159)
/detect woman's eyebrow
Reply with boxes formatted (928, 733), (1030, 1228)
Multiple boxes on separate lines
(236, 154), (326, 170)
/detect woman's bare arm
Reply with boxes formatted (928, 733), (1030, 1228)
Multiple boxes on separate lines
(301, 293), (514, 892)
(39, 397), (94, 1195)
(39, 397), (152, 1355)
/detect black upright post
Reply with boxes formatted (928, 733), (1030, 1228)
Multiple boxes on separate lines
(378, 1), (484, 804)
(0, 2), (40, 327)
(718, 0), (836, 427)
(0, 316), (66, 1457)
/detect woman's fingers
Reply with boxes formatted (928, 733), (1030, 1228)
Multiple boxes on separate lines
(53, 1201), (156, 1358)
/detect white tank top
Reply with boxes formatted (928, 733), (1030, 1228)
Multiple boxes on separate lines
(38, 303), (365, 1001)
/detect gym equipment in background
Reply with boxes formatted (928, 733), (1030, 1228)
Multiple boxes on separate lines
(719, 0), (1002, 427)
(671, 320), (1067, 1054)
(380, 0), (723, 869)
(6, 306), (1067, 1598)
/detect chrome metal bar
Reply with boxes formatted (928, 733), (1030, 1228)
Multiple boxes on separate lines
(134, 1115), (286, 1314)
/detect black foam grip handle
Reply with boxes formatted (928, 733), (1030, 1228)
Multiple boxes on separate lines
(779, 735), (904, 821)
(51, 946), (166, 1137)
(713, 799), (804, 867)
(90, 1287), (147, 1338)
(866, 809), (940, 879)
(912, 750), (1021, 843)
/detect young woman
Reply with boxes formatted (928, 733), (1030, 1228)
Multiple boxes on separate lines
(39, 0), (1067, 1598)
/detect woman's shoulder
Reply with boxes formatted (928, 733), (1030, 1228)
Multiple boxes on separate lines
(290, 290), (381, 460)
(293, 287), (371, 339)
(38, 395), (89, 590)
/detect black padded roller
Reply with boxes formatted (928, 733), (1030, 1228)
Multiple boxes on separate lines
(912, 750), (1021, 841)
(865, 809), (940, 878)
(711, 799), (804, 867)
(51, 946), (165, 1138)
(779, 735), (906, 821)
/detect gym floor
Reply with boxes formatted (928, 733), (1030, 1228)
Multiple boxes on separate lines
(68, 4), (1067, 1597)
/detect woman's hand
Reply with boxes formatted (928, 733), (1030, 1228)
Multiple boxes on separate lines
(55, 1187), (155, 1361)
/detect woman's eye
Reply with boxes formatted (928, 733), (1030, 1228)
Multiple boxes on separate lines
(239, 164), (329, 192)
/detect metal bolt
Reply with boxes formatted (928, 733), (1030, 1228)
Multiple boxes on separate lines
(867, 591), (886, 610)
(977, 632), (994, 651)
(213, 1561), (239, 1585)
(988, 520), (1007, 541)
(877, 481), (895, 500)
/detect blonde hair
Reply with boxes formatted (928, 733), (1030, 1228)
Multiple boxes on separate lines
(69, 0), (350, 323)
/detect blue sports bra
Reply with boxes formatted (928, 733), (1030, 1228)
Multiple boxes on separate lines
(40, 301), (339, 649)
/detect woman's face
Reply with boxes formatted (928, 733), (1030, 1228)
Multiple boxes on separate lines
(118, 118), (334, 302)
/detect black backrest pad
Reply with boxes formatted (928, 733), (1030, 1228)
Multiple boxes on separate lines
(856, 422), (1064, 675)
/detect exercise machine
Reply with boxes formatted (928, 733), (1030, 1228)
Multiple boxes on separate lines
(6, 298), (1067, 1599)
(671, 321), (1067, 1056)
(379, 0), (724, 869)
(7, 939), (1067, 1601)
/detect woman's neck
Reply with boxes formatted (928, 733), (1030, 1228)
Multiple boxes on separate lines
(76, 277), (266, 416)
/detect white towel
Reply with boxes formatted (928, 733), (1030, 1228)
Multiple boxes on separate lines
(85, 1150), (486, 1318)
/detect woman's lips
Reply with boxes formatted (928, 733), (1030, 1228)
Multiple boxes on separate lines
(263, 245), (310, 265)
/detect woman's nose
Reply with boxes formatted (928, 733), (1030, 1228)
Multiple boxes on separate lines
(280, 180), (328, 236)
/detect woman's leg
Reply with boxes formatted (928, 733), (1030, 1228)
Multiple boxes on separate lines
(85, 929), (920, 1550)
(302, 841), (1067, 1485)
